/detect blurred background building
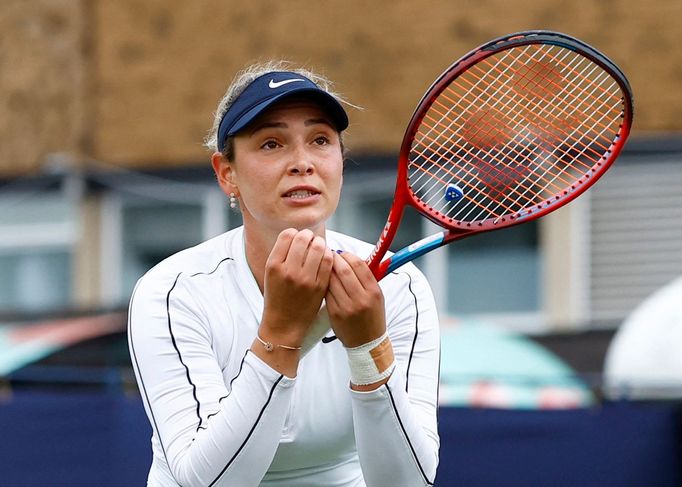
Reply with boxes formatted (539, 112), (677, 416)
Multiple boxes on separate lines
(2, 0), (682, 385)
(3, 0), (681, 327)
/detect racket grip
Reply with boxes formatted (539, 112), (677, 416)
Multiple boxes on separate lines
(379, 232), (446, 278)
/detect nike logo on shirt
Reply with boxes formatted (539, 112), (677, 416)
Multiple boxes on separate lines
(269, 78), (306, 89)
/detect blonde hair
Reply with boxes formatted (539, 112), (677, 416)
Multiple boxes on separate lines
(205, 60), (351, 159)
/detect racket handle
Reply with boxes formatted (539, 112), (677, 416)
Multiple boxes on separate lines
(377, 232), (446, 279)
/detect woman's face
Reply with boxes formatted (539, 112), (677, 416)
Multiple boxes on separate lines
(226, 99), (344, 237)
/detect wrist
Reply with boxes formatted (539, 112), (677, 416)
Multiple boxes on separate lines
(345, 332), (396, 386)
(250, 333), (301, 378)
(259, 318), (306, 349)
(255, 333), (302, 352)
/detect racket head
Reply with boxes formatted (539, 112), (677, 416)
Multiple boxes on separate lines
(399, 30), (633, 238)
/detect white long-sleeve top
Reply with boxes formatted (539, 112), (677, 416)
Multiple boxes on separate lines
(128, 226), (440, 486)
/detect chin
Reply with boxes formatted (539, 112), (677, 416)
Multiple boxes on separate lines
(284, 212), (330, 233)
(288, 220), (326, 233)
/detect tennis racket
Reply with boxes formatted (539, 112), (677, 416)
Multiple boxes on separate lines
(302, 30), (633, 354)
(366, 30), (633, 280)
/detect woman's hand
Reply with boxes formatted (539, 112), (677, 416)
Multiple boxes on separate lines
(260, 228), (334, 350)
(326, 251), (386, 348)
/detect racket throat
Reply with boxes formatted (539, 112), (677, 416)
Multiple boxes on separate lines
(367, 204), (407, 278)
(382, 232), (446, 276)
(367, 218), (397, 275)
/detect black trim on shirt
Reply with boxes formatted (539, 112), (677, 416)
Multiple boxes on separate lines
(385, 383), (435, 486)
(167, 257), (234, 432)
(393, 271), (419, 394)
(128, 281), (172, 469)
(128, 257), (235, 465)
(166, 273), (204, 430)
(190, 257), (234, 278)
(201, 350), (249, 430)
(209, 373), (285, 487)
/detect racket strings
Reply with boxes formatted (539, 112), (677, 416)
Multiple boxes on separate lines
(465, 52), (622, 218)
(460, 45), (620, 165)
(410, 127), (524, 215)
(412, 46), (581, 218)
(465, 63), (610, 163)
(407, 43), (625, 223)
(428, 46), (610, 190)
(476, 49), (620, 154)
(410, 45), (580, 218)
(411, 47), (550, 218)
(417, 113), (546, 209)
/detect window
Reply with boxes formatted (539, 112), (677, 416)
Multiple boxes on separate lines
(121, 203), (204, 294)
(0, 251), (72, 311)
(445, 222), (540, 314)
(0, 192), (76, 312)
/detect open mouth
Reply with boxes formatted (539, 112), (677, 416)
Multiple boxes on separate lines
(283, 189), (320, 199)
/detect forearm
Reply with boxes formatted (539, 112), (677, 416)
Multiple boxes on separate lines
(163, 352), (294, 486)
(351, 371), (439, 487)
(130, 286), (293, 485)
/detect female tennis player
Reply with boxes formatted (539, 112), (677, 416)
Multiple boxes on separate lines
(128, 61), (440, 486)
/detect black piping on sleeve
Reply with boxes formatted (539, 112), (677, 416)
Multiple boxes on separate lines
(385, 383), (435, 486)
(128, 281), (172, 468)
(166, 273), (204, 430)
(392, 271), (420, 393)
(209, 373), (285, 486)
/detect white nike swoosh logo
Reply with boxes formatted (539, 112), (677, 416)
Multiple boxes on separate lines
(268, 78), (306, 89)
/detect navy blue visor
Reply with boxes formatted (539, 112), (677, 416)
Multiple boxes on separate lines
(216, 71), (349, 152)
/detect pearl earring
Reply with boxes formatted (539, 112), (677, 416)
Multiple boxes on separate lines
(229, 192), (238, 209)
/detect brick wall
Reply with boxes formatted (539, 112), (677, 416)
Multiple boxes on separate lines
(0, 0), (88, 175)
(1, 0), (680, 175)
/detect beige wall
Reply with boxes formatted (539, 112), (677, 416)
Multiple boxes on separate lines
(1, 0), (681, 176)
(0, 0), (89, 175)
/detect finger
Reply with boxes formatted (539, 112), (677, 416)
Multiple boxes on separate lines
(337, 251), (378, 291)
(316, 247), (334, 283)
(325, 282), (341, 312)
(301, 236), (327, 277)
(331, 252), (365, 298)
(266, 228), (297, 266)
(285, 229), (316, 267)
(327, 268), (351, 310)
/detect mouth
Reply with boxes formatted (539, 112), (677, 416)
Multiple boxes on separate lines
(282, 187), (321, 200)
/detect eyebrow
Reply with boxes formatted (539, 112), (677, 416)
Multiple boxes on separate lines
(248, 118), (334, 136)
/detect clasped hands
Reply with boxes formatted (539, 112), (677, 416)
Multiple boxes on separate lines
(259, 228), (386, 351)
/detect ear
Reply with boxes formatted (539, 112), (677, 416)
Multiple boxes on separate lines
(211, 152), (238, 196)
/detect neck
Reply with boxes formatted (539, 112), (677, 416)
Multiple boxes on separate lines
(243, 226), (276, 293)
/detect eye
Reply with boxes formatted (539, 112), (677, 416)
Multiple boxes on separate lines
(260, 139), (280, 150)
(313, 135), (330, 146)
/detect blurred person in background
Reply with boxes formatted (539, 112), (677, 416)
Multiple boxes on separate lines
(128, 61), (440, 486)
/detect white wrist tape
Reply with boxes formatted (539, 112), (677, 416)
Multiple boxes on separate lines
(345, 332), (396, 386)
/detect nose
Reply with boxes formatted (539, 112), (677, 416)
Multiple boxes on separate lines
(288, 145), (315, 175)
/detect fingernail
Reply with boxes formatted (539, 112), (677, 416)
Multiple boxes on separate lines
(336, 249), (344, 254)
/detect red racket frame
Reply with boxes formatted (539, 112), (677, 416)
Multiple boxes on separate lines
(367, 31), (634, 279)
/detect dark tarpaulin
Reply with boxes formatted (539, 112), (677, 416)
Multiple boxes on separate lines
(0, 392), (679, 486)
